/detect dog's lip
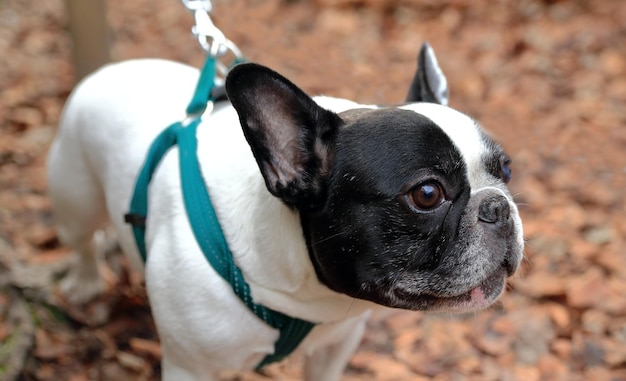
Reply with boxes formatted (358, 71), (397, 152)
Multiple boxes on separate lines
(392, 269), (507, 312)
(451, 270), (507, 311)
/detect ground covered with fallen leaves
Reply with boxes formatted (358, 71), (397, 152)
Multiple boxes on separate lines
(0, 0), (625, 380)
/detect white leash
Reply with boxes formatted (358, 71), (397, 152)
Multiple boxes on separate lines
(181, 0), (244, 79)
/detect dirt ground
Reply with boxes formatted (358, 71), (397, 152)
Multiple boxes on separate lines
(0, 0), (625, 380)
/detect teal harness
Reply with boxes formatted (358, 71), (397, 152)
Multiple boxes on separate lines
(124, 57), (316, 369)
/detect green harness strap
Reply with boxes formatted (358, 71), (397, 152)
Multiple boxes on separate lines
(124, 57), (315, 369)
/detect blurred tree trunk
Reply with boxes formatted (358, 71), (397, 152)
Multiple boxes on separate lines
(66, 0), (111, 81)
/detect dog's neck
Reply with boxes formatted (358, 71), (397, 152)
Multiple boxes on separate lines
(235, 183), (376, 322)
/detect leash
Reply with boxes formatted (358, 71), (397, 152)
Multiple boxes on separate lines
(124, 0), (315, 369)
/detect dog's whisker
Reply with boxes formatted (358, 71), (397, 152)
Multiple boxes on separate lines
(311, 231), (346, 246)
(344, 297), (358, 320)
(342, 283), (370, 319)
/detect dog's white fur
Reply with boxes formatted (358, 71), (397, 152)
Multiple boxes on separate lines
(48, 59), (505, 380)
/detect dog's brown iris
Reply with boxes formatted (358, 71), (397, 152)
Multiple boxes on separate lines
(408, 182), (445, 211)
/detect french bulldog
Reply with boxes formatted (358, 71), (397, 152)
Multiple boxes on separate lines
(47, 43), (523, 380)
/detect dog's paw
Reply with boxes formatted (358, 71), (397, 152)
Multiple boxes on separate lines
(58, 259), (106, 305)
(57, 229), (119, 304)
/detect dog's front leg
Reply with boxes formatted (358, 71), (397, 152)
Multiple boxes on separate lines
(303, 312), (370, 381)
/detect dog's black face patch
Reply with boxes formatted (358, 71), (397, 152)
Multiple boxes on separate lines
(300, 108), (520, 312)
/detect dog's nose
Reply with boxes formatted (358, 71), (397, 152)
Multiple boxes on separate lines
(478, 195), (511, 224)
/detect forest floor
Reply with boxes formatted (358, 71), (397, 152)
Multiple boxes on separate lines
(0, 0), (625, 380)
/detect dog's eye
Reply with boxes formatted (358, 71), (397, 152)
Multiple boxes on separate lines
(501, 158), (512, 183)
(407, 182), (445, 211)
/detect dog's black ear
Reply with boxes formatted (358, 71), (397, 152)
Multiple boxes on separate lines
(406, 42), (449, 105)
(226, 63), (343, 210)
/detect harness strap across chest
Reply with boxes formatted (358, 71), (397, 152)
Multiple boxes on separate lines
(124, 57), (315, 369)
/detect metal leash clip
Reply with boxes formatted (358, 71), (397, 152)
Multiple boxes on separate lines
(182, 0), (244, 79)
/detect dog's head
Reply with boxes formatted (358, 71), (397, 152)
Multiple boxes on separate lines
(225, 43), (523, 313)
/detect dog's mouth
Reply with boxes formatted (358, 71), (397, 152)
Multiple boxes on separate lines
(391, 269), (508, 312)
